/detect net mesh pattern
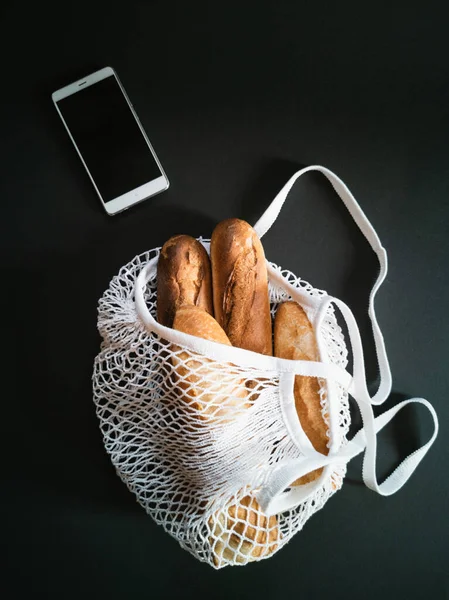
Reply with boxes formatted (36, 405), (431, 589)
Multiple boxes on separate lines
(93, 241), (350, 568)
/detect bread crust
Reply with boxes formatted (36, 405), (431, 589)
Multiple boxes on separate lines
(157, 235), (213, 327)
(172, 305), (248, 420)
(211, 219), (272, 356)
(274, 301), (328, 485)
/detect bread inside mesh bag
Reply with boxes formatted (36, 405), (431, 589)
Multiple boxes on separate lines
(172, 305), (249, 419)
(208, 494), (278, 566)
(274, 301), (329, 485)
(172, 305), (279, 565)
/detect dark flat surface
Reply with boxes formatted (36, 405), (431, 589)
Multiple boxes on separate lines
(2, 2), (448, 598)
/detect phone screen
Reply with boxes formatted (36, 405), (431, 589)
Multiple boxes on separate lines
(56, 75), (162, 203)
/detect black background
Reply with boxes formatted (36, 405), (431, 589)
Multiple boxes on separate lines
(2, 2), (448, 598)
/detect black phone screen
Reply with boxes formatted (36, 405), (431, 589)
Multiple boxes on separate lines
(56, 75), (162, 203)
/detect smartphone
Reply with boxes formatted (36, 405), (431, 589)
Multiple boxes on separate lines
(52, 66), (169, 215)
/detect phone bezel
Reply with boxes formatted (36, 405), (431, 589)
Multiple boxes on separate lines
(52, 66), (169, 215)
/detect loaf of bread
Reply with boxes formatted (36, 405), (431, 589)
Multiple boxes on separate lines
(172, 305), (248, 420)
(210, 218), (272, 356)
(157, 235), (213, 327)
(210, 495), (278, 566)
(274, 301), (328, 485)
(172, 304), (278, 565)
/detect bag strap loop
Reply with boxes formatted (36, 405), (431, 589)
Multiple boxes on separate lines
(253, 165), (391, 405)
(254, 166), (439, 514)
(258, 292), (438, 515)
(257, 393), (439, 516)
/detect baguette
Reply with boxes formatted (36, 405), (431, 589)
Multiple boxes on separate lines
(274, 301), (328, 485)
(172, 305), (248, 420)
(172, 305), (278, 565)
(210, 218), (272, 356)
(157, 235), (213, 327)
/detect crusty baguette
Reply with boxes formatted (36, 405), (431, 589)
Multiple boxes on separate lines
(172, 305), (248, 419)
(157, 235), (213, 327)
(210, 218), (272, 356)
(172, 305), (278, 565)
(274, 301), (328, 485)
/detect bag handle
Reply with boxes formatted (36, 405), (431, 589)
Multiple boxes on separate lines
(258, 294), (438, 515)
(254, 166), (438, 514)
(329, 295), (439, 495)
(253, 165), (391, 405)
(258, 395), (439, 515)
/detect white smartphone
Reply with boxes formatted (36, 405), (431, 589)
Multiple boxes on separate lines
(52, 66), (169, 215)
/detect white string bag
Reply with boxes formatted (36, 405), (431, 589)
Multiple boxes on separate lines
(93, 166), (439, 569)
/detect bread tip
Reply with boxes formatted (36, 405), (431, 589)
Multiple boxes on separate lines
(211, 218), (254, 237)
(161, 234), (197, 258)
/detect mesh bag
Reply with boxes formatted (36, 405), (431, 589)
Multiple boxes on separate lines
(93, 166), (438, 568)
